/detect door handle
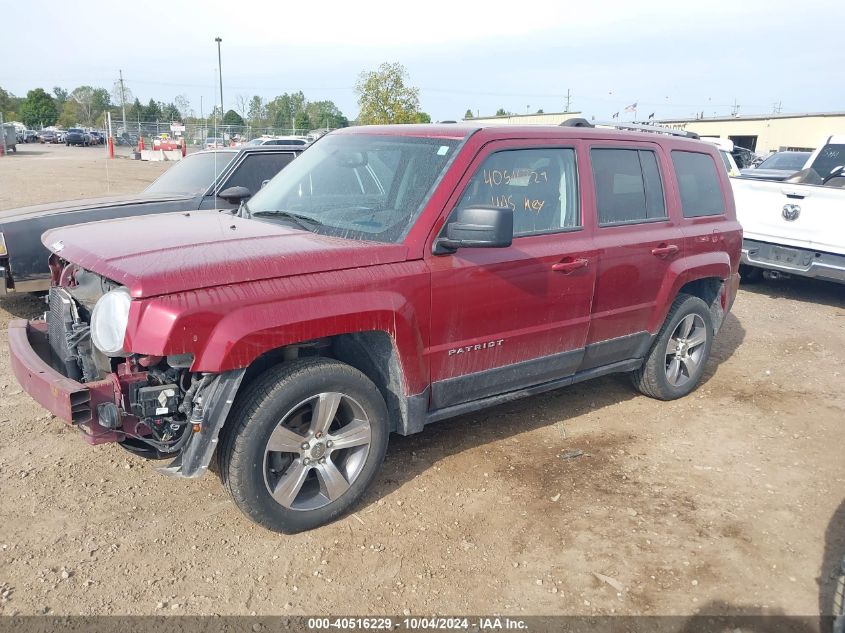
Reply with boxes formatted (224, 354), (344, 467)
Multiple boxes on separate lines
(651, 244), (679, 257)
(552, 258), (589, 273)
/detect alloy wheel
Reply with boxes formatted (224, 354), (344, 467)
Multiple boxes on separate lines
(664, 314), (708, 387)
(262, 392), (372, 511)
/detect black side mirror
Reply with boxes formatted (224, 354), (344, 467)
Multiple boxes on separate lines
(217, 186), (252, 204)
(434, 206), (513, 254)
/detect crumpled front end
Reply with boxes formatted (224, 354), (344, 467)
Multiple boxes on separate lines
(7, 271), (242, 477)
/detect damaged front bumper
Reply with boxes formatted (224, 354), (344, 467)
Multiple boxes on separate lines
(8, 319), (124, 444)
(8, 318), (245, 477)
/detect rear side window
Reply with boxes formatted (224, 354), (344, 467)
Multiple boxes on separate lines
(221, 153), (296, 195)
(672, 151), (726, 217)
(591, 149), (666, 226)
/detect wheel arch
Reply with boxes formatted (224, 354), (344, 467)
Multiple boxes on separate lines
(233, 330), (427, 437)
(649, 252), (732, 334)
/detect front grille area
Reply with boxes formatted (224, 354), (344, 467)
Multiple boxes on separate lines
(47, 287), (83, 380)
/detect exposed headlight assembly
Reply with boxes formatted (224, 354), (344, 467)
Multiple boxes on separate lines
(90, 287), (132, 357)
(0, 232), (7, 256)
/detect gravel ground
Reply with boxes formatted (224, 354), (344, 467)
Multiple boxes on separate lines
(0, 145), (843, 618)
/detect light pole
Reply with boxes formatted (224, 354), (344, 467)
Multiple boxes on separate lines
(215, 37), (223, 126)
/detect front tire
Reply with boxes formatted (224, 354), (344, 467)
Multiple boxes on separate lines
(219, 358), (389, 533)
(632, 293), (714, 400)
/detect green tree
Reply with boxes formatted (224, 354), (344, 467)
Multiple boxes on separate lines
(305, 100), (347, 129)
(53, 87), (69, 106)
(144, 99), (162, 121)
(495, 108), (509, 116)
(293, 110), (311, 131)
(161, 102), (182, 122)
(464, 109), (473, 119)
(57, 101), (80, 128)
(127, 97), (143, 123)
(69, 86), (96, 125)
(247, 95), (265, 126)
(20, 88), (58, 128)
(354, 62), (421, 125)
(413, 112), (431, 123)
(0, 86), (18, 120)
(268, 91), (306, 130)
(223, 109), (244, 126)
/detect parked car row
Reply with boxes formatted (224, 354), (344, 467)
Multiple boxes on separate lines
(4, 122), (743, 533)
(14, 128), (107, 146)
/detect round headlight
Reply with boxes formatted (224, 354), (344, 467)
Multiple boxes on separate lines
(90, 287), (132, 357)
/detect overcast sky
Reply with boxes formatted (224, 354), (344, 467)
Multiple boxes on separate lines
(2, 0), (840, 122)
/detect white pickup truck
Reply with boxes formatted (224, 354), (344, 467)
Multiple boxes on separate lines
(732, 135), (845, 284)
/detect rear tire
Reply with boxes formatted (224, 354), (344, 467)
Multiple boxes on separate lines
(739, 264), (764, 284)
(219, 358), (389, 533)
(632, 293), (714, 400)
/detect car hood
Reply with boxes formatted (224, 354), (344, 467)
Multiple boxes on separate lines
(0, 193), (194, 223)
(739, 168), (795, 181)
(42, 210), (408, 298)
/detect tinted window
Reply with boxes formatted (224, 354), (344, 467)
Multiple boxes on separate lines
(759, 152), (809, 170)
(808, 144), (845, 179)
(144, 151), (236, 195)
(455, 148), (580, 236)
(222, 153), (297, 195)
(591, 149), (666, 225)
(672, 151), (726, 217)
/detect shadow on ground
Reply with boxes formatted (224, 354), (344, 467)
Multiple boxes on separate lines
(364, 309), (746, 507)
(740, 277), (845, 309)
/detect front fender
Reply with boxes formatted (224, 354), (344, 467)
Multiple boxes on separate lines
(647, 251), (732, 333)
(125, 263), (431, 395)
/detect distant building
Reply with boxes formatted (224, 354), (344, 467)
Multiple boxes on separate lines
(655, 112), (845, 153)
(461, 110), (845, 154)
(462, 111), (583, 126)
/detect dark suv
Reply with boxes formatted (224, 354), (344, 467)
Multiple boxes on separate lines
(9, 123), (741, 533)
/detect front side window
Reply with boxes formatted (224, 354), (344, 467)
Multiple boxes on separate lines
(591, 148), (666, 226)
(247, 134), (461, 243)
(454, 148), (580, 236)
(671, 151), (726, 218)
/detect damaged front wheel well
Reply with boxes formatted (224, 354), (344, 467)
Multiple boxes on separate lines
(231, 331), (419, 437)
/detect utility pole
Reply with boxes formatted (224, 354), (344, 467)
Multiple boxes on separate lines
(564, 88), (572, 112)
(731, 98), (740, 117)
(773, 100), (783, 114)
(118, 69), (127, 133)
(215, 37), (223, 120)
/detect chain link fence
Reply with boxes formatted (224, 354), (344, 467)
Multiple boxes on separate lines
(111, 120), (332, 147)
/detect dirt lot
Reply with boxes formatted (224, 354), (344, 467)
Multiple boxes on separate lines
(0, 145), (843, 618)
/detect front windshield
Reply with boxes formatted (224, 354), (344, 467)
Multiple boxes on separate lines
(808, 144), (845, 179)
(247, 134), (460, 243)
(247, 138), (265, 146)
(759, 152), (809, 170)
(144, 151), (236, 196)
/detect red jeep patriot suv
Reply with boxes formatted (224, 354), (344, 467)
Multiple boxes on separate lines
(9, 122), (741, 533)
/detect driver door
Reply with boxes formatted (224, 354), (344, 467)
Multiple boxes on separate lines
(426, 141), (597, 410)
